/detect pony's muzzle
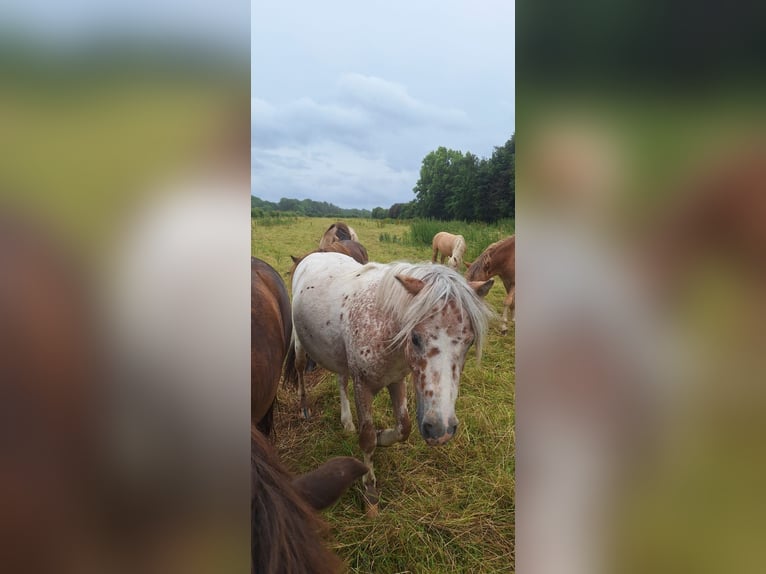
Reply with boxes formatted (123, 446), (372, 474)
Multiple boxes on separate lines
(421, 417), (458, 446)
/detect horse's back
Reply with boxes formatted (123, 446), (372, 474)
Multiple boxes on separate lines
(292, 252), (366, 374)
(336, 239), (369, 264)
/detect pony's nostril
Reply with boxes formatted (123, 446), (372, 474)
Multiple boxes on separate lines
(449, 423), (458, 436)
(422, 422), (434, 439)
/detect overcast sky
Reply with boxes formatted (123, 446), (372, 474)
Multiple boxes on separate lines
(251, 1), (515, 210)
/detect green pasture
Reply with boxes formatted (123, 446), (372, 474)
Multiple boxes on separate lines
(252, 216), (515, 573)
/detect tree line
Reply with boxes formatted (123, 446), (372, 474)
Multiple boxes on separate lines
(251, 196), (371, 219)
(404, 135), (514, 222)
(253, 134), (514, 222)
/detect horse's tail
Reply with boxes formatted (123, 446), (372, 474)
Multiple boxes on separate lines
(283, 334), (299, 390)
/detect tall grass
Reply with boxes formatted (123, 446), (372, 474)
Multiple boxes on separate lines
(406, 218), (514, 261)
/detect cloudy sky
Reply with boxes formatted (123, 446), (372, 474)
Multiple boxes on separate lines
(251, 1), (515, 210)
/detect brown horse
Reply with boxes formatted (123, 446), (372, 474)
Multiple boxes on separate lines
(319, 222), (359, 249)
(432, 231), (466, 269)
(252, 257), (293, 437)
(289, 239), (369, 276)
(251, 426), (367, 573)
(465, 235), (515, 334)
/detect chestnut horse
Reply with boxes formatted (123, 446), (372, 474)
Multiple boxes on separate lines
(465, 235), (515, 335)
(319, 222), (359, 249)
(251, 426), (367, 573)
(290, 239), (369, 274)
(432, 231), (466, 269)
(252, 257), (293, 437)
(285, 252), (493, 514)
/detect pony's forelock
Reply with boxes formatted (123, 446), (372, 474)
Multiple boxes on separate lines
(376, 262), (494, 355)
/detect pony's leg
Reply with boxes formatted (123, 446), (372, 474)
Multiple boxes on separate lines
(294, 338), (310, 418)
(432, 246), (438, 263)
(377, 379), (411, 446)
(338, 373), (355, 432)
(353, 379), (379, 516)
(501, 286), (515, 335)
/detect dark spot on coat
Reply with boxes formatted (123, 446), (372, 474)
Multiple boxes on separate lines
(326, 320), (331, 326)
(427, 347), (440, 357)
(340, 313), (344, 320)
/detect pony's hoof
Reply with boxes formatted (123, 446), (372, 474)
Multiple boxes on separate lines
(301, 407), (312, 420)
(342, 422), (356, 433)
(362, 485), (379, 518)
(501, 328), (508, 336)
(365, 501), (379, 518)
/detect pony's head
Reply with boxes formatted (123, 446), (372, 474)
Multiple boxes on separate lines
(381, 264), (493, 446)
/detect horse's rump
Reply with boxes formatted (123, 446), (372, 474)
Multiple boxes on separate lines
(251, 257), (292, 436)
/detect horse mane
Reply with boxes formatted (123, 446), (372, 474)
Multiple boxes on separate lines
(331, 222), (352, 242)
(466, 249), (490, 281)
(375, 262), (494, 359)
(449, 235), (466, 265)
(252, 427), (344, 574)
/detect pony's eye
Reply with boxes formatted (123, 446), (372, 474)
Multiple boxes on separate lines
(411, 332), (423, 350)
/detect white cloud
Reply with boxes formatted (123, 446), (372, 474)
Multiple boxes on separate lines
(337, 73), (470, 128)
(251, 143), (418, 210)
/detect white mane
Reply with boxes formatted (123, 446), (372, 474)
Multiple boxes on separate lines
(375, 261), (494, 359)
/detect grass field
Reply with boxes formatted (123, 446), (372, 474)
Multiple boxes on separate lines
(252, 216), (515, 573)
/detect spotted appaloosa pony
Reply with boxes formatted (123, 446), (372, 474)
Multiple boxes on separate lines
(252, 257), (292, 437)
(465, 236), (515, 335)
(251, 426), (367, 573)
(432, 231), (467, 269)
(284, 252), (493, 514)
(319, 222), (359, 249)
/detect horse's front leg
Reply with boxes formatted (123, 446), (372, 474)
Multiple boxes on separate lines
(338, 373), (355, 432)
(377, 379), (411, 446)
(353, 378), (379, 516)
(501, 285), (515, 335)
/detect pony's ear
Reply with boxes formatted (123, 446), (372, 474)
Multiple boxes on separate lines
(469, 279), (494, 298)
(463, 260), (472, 269)
(395, 274), (426, 296)
(290, 255), (300, 263)
(292, 457), (368, 510)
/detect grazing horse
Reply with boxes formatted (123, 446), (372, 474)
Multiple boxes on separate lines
(465, 236), (515, 335)
(252, 257), (292, 437)
(251, 426), (367, 573)
(284, 252), (493, 514)
(319, 222), (359, 249)
(290, 239), (369, 272)
(432, 231), (467, 269)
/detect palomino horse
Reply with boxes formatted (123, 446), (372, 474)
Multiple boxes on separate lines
(252, 257), (292, 437)
(251, 425), (367, 573)
(285, 252), (493, 514)
(432, 231), (466, 269)
(465, 235), (515, 335)
(319, 222), (359, 249)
